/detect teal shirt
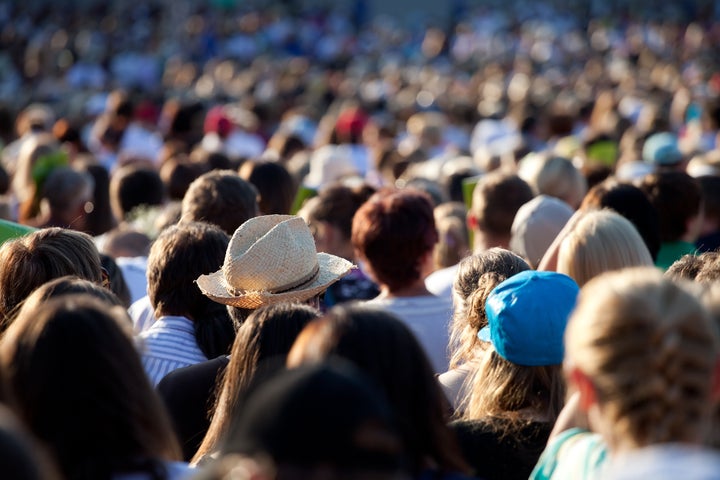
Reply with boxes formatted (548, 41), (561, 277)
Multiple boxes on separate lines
(655, 241), (697, 271)
(530, 428), (608, 480)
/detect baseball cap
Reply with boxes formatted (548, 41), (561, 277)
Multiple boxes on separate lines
(642, 132), (682, 166)
(478, 270), (579, 366)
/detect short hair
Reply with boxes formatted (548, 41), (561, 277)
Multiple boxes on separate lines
(449, 248), (530, 369)
(0, 228), (103, 330)
(303, 183), (376, 241)
(41, 167), (94, 216)
(566, 268), (719, 448)
(352, 189), (438, 291)
(665, 253), (708, 282)
(471, 171), (534, 237)
(639, 172), (702, 242)
(109, 165), (165, 222)
(580, 179), (661, 261)
(0, 295), (181, 479)
(287, 305), (468, 474)
(159, 157), (203, 201)
(239, 161), (296, 215)
(557, 210), (654, 287)
(181, 170), (258, 236)
(433, 203), (470, 270)
(519, 154), (587, 208)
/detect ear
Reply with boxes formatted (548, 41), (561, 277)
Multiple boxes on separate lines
(467, 212), (478, 231)
(568, 366), (597, 412)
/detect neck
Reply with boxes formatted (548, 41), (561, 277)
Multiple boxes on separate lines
(379, 279), (432, 299)
(473, 230), (510, 252)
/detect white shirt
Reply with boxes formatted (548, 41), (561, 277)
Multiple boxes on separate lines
(138, 316), (207, 386)
(364, 295), (453, 373)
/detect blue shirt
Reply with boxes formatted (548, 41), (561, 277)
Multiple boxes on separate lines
(138, 316), (207, 386)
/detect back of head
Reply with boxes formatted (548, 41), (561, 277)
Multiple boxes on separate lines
(519, 154), (587, 208)
(450, 248), (530, 368)
(0, 294), (179, 479)
(0, 228), (103, 330)
(470, 171), (534, 240)
(352, 189), (438, 291)
(639, 172), (702, 243)
(160, 157), (203, 201)
(557, 210), (654, 286)
(288, 305), (467, 474)
(181, 170), (259, 236)
(566, 268), (719, 449)
(581, 179), (661, 261)
(41, 167), (94, 223)
(222, 362), (406, 477)
(303, 182), (377, 241)
(109, 165), (165, 222)
(239, 161), (296, 215)
(510, 195), (574, 268)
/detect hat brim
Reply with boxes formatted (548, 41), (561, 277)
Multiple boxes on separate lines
(196, 253), (355, 308)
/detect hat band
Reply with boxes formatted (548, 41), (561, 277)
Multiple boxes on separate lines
(227, 262), (321, 297)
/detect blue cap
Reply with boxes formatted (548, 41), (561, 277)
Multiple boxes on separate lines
(478, 270), (579, 366)
(642, 132), (682, 166)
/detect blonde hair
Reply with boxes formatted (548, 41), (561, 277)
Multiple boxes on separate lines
(557, 210), (653, 287)
(433, 202), (470, 271)
(449, 249), (530, 369)
(519, 154), (587, 208)
(566, 268), (719, 450)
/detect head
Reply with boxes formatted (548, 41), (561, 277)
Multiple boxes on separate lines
(565, 268), (719, 451)
(580, 179), (662, 261)
(299, 182), (376, 260)
(159, 156), (203, 201)
(288, 305), (468, 474)
(13, 134), (67, 222)
(181, 170), (259, 236)
(74, 158), (116, 236)
(239, 161), (296, 215)
(352, 189), (438, 292)
(0, 228), (103, 331)
(0, 294), (180, 479)
(449, 248), (530, 369)
(510, 195), (574, 268)
(518, 154), (587, 208)
(109, 165), (165, 223)
(433, 202), (470, 270)
(639, 172), (703, 243)
(468, 171), (534, 250)
(39, 167), (95, 230)
(463, 271), (578, 426)
(557, 210), (654, 287)
(193, 303), (321, 463)
(26, 275), (124, 309)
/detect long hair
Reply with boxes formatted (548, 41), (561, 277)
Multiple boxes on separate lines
(0, 294), (181, 480)
(192, 303), (320, 464)
(288, 304), (469, 475)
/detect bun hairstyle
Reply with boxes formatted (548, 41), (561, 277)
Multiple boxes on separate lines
(449, 249), (530, 369)
(566, 268), (719, 449)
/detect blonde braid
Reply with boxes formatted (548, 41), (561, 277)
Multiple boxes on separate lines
(566, 268), (719, 450)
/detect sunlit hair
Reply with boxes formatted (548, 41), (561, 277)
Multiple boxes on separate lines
(192, 303), (320, 464)
(449, 249), (529, 369)
(557, 209), (653, 287)
(566, 268), (719, 450)
(0, 228), (103, 331)
(519, 154), (586, 208)
(0, 294), (181, 479)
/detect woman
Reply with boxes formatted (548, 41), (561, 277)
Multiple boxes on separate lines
(0, 293), (188, 480)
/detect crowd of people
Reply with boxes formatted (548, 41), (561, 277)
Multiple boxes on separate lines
(0, 0), (719, 479)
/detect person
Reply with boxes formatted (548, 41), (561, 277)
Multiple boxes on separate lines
(31, 166), (95, 231)
(287, 304), (470, 478)
(439, 248), (530, 411)
(352, 189), (452, 373)
(639, 171), (703, 270)
(238, 160), (296, 215)
(139, 221), (233, 385)
(298, 182), (379, 309)
(189, 303), (320, 464)
(451, 270), (578, 480)
(161, 214), (353, 460)
(109, 164), (166, 226)
(0, 227), (104, 331)
(0, 405), (61, 480)
(531, 268), (719, 479)
(556, 210), (654, 287)
(213, 362), (408, 480)
(0, 294), (190, 480)
(518, 154), (587, 209)
(425, 170), (534, 300)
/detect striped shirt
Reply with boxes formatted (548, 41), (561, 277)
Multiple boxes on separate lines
(138, 316), (207, 386)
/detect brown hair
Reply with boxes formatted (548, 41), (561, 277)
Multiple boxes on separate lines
(471, 171), (534, 237)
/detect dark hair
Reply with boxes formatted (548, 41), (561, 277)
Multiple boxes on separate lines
(31, 275), (125, 309)
(75, 158), (116, 236)
(471, 172), (534, 237)
(288, 305), (469, 475)
(0, 228), (103, 331)
(239, 161), (296, 215)
(193, 303), (320, 463)
(665, 253), (708, 282)
(639, 172), (702, 242)
(99, 254), (132, 308)
(698, 175), (720, 225)
(581, 179), (662, 261)
(0, 406), (61, 480)
(352, 189), (438, 291)
(0, 295), (181, 480)
(147, 222), (234, 358)
(307, 183), (377, 240)
(160, 157), (203, 201)
(110, 166), (165, 222)
(181, 170), (258, 236)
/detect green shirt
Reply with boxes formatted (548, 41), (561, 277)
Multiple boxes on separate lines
(655, 241), (697, 271)
(530, 428), (608, 480)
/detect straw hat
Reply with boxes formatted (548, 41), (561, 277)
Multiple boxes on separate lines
(197, 215), (354, 308)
